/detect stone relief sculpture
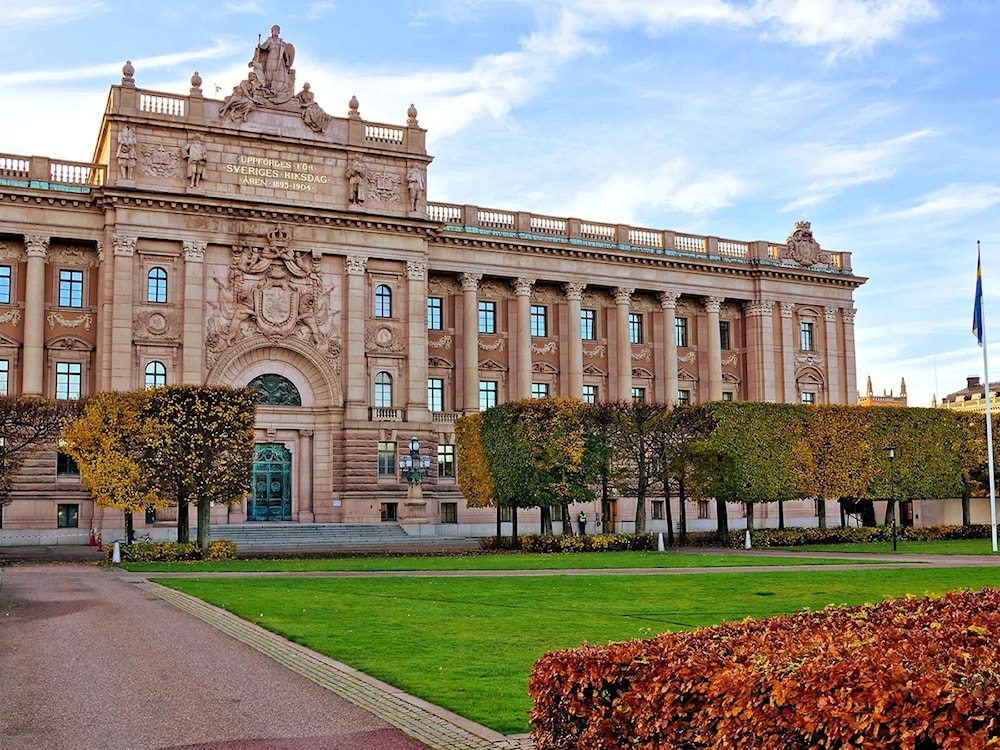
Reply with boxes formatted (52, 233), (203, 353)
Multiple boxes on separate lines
(184, 134), (207, 188)
(116, 124), (136, 180)
(781, 221), (833, 267)
(407, 165), (424, 211)
(254, 25), (296, 104)
(296, 84), (331, 133)
(347, 158), (366, 205)
(220, 72), (263, 123)
(206, 224), (340, 366)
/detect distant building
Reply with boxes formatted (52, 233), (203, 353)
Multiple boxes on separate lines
(857, 376), (907, 407)
(937, 376), (1000, 413)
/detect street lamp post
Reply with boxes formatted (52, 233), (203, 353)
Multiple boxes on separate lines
(399, 436), (432, 523)
(888, 446), (897, 552)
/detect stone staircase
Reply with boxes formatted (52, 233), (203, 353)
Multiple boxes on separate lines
(208, 522), (476, 552)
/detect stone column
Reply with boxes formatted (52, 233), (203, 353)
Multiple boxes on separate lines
(344, 255), (368, 420)
(182, 241), (206, 384)
(298, 429), (314, 523)
(842, 307), (859, 404)
(824, 306), (842, 404)
(659, 291), (679, 404)
(744, 299), (776, 402)
(513, 277), (534, 401)
(460, 273), (481, 412)
(614, 287), (634, 400)
(704, 296), (724, 401)
(22, 235), (48, 396)
(564, 282), (586, 400)
(110, 234), (137, 392)
(780, 302), (797, 403)
(407, 260), (429, 421)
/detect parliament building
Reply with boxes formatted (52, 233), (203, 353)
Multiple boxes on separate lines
(0, 28), (866, 542)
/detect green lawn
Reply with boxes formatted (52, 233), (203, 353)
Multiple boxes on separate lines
(157, 566), (1000, 734)
(784, 538), (1000, 555)
(122, 549), (871, 573)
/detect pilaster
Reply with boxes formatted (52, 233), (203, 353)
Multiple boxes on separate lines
(182, 240), (206, 384)
(614, 287), (633, 400)
(460, 273), (481, 412)
(659, 291), (679, 404)
(704, 296), (724, 401)
(513, 277), (534, 401)
(22, 235), (48, 396)
(564, 282), (585, 400)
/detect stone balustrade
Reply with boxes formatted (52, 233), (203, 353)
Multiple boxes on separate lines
(427, 201), (852, 272)
(0, 152), (105, 189)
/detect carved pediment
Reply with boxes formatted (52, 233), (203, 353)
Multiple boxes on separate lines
(582, 363), (607, 377)
(781, 221), (833, 267)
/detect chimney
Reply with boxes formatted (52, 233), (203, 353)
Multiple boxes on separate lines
(967, 376), (982, 390)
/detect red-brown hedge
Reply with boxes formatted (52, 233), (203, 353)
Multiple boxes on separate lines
(529, 589), (1000, 749)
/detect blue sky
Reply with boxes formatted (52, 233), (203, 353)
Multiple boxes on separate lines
(4, 0), (999, 407)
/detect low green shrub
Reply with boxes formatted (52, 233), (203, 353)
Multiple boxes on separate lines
(104, 539), (237, 564)
(737, 524), (991, 549)
(481, 533), (657, 553)
(530, 588), (1000, 749)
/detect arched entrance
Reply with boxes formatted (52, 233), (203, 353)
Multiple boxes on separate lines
(249, 443), (292, 521)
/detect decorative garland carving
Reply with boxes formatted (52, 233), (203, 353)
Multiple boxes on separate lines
(47, 312), (93, 331)
(678, 351), (697, 363)
(479, 338), (505, 351)
(721, 353), (739, 366)
(0, 309), (22, 326)
(428, 336), (453, 349)
(796, 353), (825, 367)
(530, 341), (557, 355)
(47, 245), (98, 267)
(583, 345), (606, 358)
(631, 348), (651, 361)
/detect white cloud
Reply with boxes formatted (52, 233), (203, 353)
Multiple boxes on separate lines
(10, 1), (106, 26)
(880, 183), (1000, 220)
(223, 0), (264, 14)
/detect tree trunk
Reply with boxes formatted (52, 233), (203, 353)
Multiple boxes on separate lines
(601, 472), (610, 533)
(561, 502), (572, 535)
(664, 490), (674, 547)
(962, 482), (972, 526)
(197, 497), (211, 557)
(678, 474), (687, 546)
(540, 506), (552, 535)
(124, 512), (134, 544)
(512, 506), (519, 542)
(176, 499), (190, 543)
(883, 497), (896, 527)
(745, 501), (754, 532)
(634, 453), (647, 535)
(715, 498), (729, 546)
(496, 506), (501, 539)
(778, 497), (785, 530)
(839, 499), (846, 528)
(817, 497), (828, 530)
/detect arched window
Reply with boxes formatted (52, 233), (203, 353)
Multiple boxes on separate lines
(374, 284), (392, 318)
(374, 371), (393, 407)
(147, 267), (168, 303)
(145, 361), (166, 389)
(248, 374), (302, 406)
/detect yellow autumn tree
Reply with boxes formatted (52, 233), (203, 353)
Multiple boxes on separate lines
(61, 390), (167, 542)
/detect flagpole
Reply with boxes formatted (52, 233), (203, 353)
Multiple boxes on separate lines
(976, 241), (998, 553)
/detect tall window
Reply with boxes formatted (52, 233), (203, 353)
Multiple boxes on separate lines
(437, 444), (456, 478)
(374, 371), (393, 407)
(147, 267), (168, 303)
(57, 452), (80, 476)
(478, 300), (496, 334)
(58, 269), (83, 308)
(144, 361), (166, 389)
(719, 321), (731, 351)
(479, 380), (498, 411)
(531, 383), (549, 399)
(57, 504), (79, 528)
(427, 377), (444, 412)
(800, 321), (815, 351)
(580, 309), (596, 340)
(801, 392), (816, 404)
(530, 305), (548, 337)
(651, 500), (665, 520)
(631, 386), (646, 403)
(629, 313), (644, 344)
(675, 317), (689, 348)
(374, 284), (392, 318)
(427, 297), (443, 330)
(0, 359), (8, 396)
(440, 502), (458, 524)
(677, 389), (691, 406)
(55, 362), (81, 400)
(0, 265), (10, 304)
(582, 384), (598, 404)
(377, 441), (397, 477)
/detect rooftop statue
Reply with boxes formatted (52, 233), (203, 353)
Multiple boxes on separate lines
(219, 25), (329, 134)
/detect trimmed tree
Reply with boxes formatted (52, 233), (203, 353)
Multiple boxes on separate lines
(61, 391), (168, 542)
(142, 385), (256, 555)
(455, 412), (498, 535)
(0, 396), (82, 507)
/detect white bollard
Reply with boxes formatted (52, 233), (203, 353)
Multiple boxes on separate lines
(112, 541), (121, 564)
(744, 529), (752, 549)
(658, 532), (665, 552)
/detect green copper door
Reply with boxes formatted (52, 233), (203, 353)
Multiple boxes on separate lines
(249, 442), (292, 521)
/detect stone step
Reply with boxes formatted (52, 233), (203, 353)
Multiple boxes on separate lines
(207, 522), (417, 547)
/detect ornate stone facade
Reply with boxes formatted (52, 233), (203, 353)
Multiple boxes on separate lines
(0, 25), (865, 540)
